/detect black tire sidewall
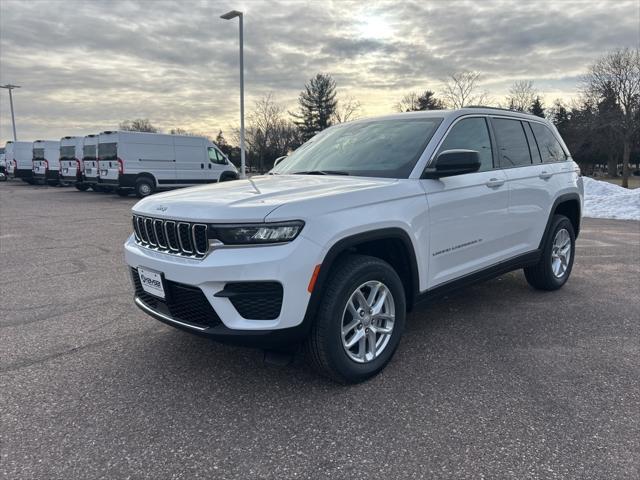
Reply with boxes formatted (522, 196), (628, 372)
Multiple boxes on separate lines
(319, 259), (406, 382)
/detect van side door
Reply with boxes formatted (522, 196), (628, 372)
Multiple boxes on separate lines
(423, 116), (511, 287)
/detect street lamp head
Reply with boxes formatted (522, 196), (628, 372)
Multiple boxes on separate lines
(220, 10), (242, 20)
(1, 84), (21, 89)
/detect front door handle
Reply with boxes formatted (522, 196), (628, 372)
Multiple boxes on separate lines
(200, 163), (204, 169)
(539, 170), (552, 180)
(486, 178), (505, 188)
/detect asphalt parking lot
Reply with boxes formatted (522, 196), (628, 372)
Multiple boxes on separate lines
(1, 181), (639, 480)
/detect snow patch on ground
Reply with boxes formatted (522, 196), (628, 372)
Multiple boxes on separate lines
(583, 177), (640, 221)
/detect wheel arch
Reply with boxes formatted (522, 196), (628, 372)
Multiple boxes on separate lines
(302, 228), (420, 336)
(136, 172), (158, 187)
(539, 193), (581, 249)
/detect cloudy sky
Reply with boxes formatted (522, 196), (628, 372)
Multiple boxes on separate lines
(1, 0), (639, 144)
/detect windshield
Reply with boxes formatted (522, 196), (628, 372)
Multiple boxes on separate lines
(60, 146), (75, 160)
(98, 142), (117, 161)
(271, 117), (442, 178)
(33, 148), (45, 160)
(83, 144), (97, 160)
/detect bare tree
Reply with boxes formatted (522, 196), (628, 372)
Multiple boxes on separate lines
(333, 95), (362, 123)
(583, 48), (640, 187)
(169, 128), (201, 137)
(119, 118), (158, 133)
(242, 94), (301, 172)
(506, 80), (538, 112)
(442, 71), (489, 108)
(395, 92), (421, 112)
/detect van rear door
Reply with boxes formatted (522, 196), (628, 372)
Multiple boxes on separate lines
(98, 142), (120, 183)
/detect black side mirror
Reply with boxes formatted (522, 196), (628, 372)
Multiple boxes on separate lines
(422, 149), (481, 179)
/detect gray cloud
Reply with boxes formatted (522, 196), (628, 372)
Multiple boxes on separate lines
(1, 0), (638, 144)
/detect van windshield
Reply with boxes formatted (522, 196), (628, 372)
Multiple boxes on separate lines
(271, 117), (443, 178)
(33, 148), (45, 160)
(98, 142), (117, 160)
(60, 146), (75, 160)
(83, 145), (97, 160)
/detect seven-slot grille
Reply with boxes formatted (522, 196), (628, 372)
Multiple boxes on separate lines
(132, 214), (209, 258)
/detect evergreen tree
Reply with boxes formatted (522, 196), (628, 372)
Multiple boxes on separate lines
(417, 91), (445, 110)
(291, 73), (338, 140)
(529, 96), (545, 117)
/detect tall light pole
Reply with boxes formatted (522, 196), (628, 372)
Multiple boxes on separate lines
(1, 84), (21, 141)
(220, 10), (246, 179)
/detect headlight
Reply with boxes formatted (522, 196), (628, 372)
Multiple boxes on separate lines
(211, 221), (304, 245)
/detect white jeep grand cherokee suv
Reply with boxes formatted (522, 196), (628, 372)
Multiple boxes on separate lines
(125, 108), (583, 383)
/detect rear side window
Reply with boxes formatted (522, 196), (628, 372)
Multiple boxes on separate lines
(530, 123), (567, 163)
(492, 118), (532, 167)
(437, 117), (493, 171)
(523, 123), (542, 163)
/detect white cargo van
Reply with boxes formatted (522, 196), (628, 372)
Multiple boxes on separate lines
(59, 136), (88, 190)
(5, 141), (35, 183)
(82, 134), (101, 191)
(32, 140), (61, 185)
(97, 131), (238, 197)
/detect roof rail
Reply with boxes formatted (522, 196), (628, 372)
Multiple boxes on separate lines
(465, 105), (528, 113)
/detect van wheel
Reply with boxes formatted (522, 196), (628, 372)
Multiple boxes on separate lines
(524, 214), (575, 291)
(116, 188), (130, 197)
(75, 184), (89, 191)
(305, 254), (406, 384)
(135, 178), (154, 198)
(220, 172), (238, 182)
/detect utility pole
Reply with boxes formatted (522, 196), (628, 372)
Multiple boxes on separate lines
(1, 84), (21, 141)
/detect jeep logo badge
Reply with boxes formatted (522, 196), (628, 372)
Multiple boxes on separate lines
(156, 206), (168, 212)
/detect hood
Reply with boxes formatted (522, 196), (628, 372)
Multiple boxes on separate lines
(132, 174), (398, 222)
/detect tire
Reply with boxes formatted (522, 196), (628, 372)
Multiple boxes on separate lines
(75, 184), (89, 191)
(116, 188), (130, 197)
(135, 177), (155, 198)
(219, 172), (238, 182)
(524, 214), (575, 291)
(305, 254), (406, 384)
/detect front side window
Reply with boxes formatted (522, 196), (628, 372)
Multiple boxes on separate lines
(437, 117), (493, 171)
(60, 146), (75, 160)
(271, 118), (443, 178)
(33, 148), (44, 160)
(208, 147), (227, 165)
(98, 142), (117, 161)
(492, 118), (532, 168)
(530, 122), (567, 163)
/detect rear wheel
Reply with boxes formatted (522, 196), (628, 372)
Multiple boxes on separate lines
(524, 214), (575, 291)
(305, 254), (406, 384)
(135, 177), (155, 198)
(75, 184), (89, 191)
(116, 188), (130, 197)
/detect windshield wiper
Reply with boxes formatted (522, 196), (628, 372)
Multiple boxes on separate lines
(292, 170), (350, 176)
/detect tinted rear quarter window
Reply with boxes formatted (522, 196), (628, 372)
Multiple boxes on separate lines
(492, 118), (532, 167)
(530, 122), (567, 163)
(523, 122), (542, 163)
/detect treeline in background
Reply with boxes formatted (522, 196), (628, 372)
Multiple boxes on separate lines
(119, 48), (640, 188)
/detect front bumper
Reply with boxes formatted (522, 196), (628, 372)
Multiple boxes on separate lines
(124, 234), (323, 343)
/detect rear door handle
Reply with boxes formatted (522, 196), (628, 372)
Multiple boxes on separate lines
(539, 171), (553, 180)
(486, 178), (505, 188)
(200, 163), (204, 169)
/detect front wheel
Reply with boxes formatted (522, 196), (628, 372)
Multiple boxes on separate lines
(75, 184), (89, 191)
(524, 214), (575, 290)
(305, 254), (406, 384)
